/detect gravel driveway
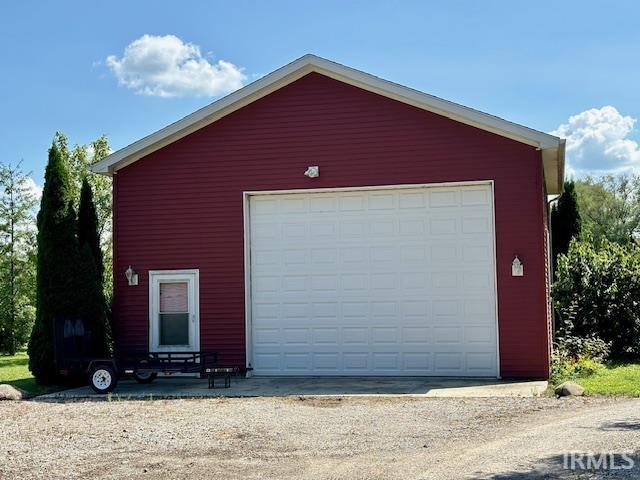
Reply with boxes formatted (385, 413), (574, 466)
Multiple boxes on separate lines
(2, 396), (640, 479)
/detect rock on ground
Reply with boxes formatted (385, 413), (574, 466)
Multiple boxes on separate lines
(555, 381), (586, 397)
(0, 384), (28, 401)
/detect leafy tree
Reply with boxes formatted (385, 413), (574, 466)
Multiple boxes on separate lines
(0, 161), (38, 354)
(28, 143), (80, 382)
(553, 239), (640, 357)
(551, 180), (581, 274)
(575, 175), (640, 246)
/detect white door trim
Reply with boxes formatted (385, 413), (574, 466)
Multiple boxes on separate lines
(242, 180), (500, 377)
(148, 269), (200, 353)
(244, 180), (494, 197)
(489, 181), (501, 379)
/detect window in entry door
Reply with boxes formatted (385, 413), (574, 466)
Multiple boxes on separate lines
(159, 282), (189, 346)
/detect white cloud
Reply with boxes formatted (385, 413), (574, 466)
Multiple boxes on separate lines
(552, 106), (640, 177)
(106, 34), (246, 98)
(24, 176), (42, 200)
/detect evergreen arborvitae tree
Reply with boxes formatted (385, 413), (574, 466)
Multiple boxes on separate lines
(78, 178), (103, 284)
(28, 143), (80, 383)
(551, 180), (582, 275)
(77, 178), (110, 355)
(54, 132), (113, 295)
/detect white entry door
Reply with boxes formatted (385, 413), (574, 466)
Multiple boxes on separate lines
(149, 270), (200, 352)
(248, 184), (498, 376)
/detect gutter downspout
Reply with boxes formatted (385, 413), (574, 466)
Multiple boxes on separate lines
(547, 194), (561, 339)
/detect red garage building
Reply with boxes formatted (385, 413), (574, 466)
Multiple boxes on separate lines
(91, 55), (565, 378)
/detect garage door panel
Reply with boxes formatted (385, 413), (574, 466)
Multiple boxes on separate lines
(250, 185), (498, 376)
(399, 218), (427, 235)
(430, 244), (457, 262)
(254, 352), (280, 369)
(338, 194), (367, 211)
(429, 188), (458, 207)
(461, 187), (491, 205)
(340, 274), (369, 292)
(466, 352), (497, 373)
(433, 325), (463, 344)
(342, 327), (369, 344)
(463, 247), (493, 265)
(314, 353), (340, 370)
(434, 352), (464, 372)
(281, 328), (311, 345)
(401, 326), (431, 343)
(283, 353), (311, 370)
(464, 325), (496, 344)
(372, 353), (400, 370)
(343, 353), (369, 371)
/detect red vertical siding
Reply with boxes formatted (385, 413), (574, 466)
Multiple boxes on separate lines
(112, 72), (550, 377)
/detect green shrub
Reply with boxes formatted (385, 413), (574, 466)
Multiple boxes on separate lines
(550, 351), (576, 384)
(553, 239), (640, 357)
(551, 355), (605, 384)
(556, 335), (611, 363)
(574, 357), (605, 376)
(550, 334), (610, 384)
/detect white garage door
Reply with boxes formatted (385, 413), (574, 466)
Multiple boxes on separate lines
(248, 183), (498, 376)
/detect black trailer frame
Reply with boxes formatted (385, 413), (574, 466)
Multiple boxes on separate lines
(92, 351), (220, 376)
(85, 351), (227, 393)
(87, 352), (218, 376)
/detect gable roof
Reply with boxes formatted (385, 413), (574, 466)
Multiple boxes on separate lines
(90, 54), (565, 193)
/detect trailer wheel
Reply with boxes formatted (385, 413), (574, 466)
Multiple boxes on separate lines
(133, 371), (157, 384)
(89, 364), (118, 394)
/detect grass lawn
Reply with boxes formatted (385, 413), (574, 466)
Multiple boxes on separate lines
(0, 351), (63, 396)
(576, 363), (640, 396)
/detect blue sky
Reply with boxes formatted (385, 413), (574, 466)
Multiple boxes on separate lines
(1, 0), (639, 188)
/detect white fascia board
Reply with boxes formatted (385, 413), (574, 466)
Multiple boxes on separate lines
(308, 56), (561, 150)
(90, 56), (317, 174)
(90, 54), (564, 180)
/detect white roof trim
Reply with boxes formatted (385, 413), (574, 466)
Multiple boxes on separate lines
(90, 54), (565, 193)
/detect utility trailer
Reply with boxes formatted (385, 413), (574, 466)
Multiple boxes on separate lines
(85, 351), (222, 393)
(53, 317), (239, 394)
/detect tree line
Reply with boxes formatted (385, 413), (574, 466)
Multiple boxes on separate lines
(0, 133), (112, 363)
(551, 175), (640, 358)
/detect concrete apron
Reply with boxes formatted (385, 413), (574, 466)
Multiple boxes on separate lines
(42, 376), (548, 400)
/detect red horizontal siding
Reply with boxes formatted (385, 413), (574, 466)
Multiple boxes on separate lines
(112, 72), (549, 377)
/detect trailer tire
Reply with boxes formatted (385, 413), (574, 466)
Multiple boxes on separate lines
(88, 364), (118, 394)
(133, 371), (157, 384)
